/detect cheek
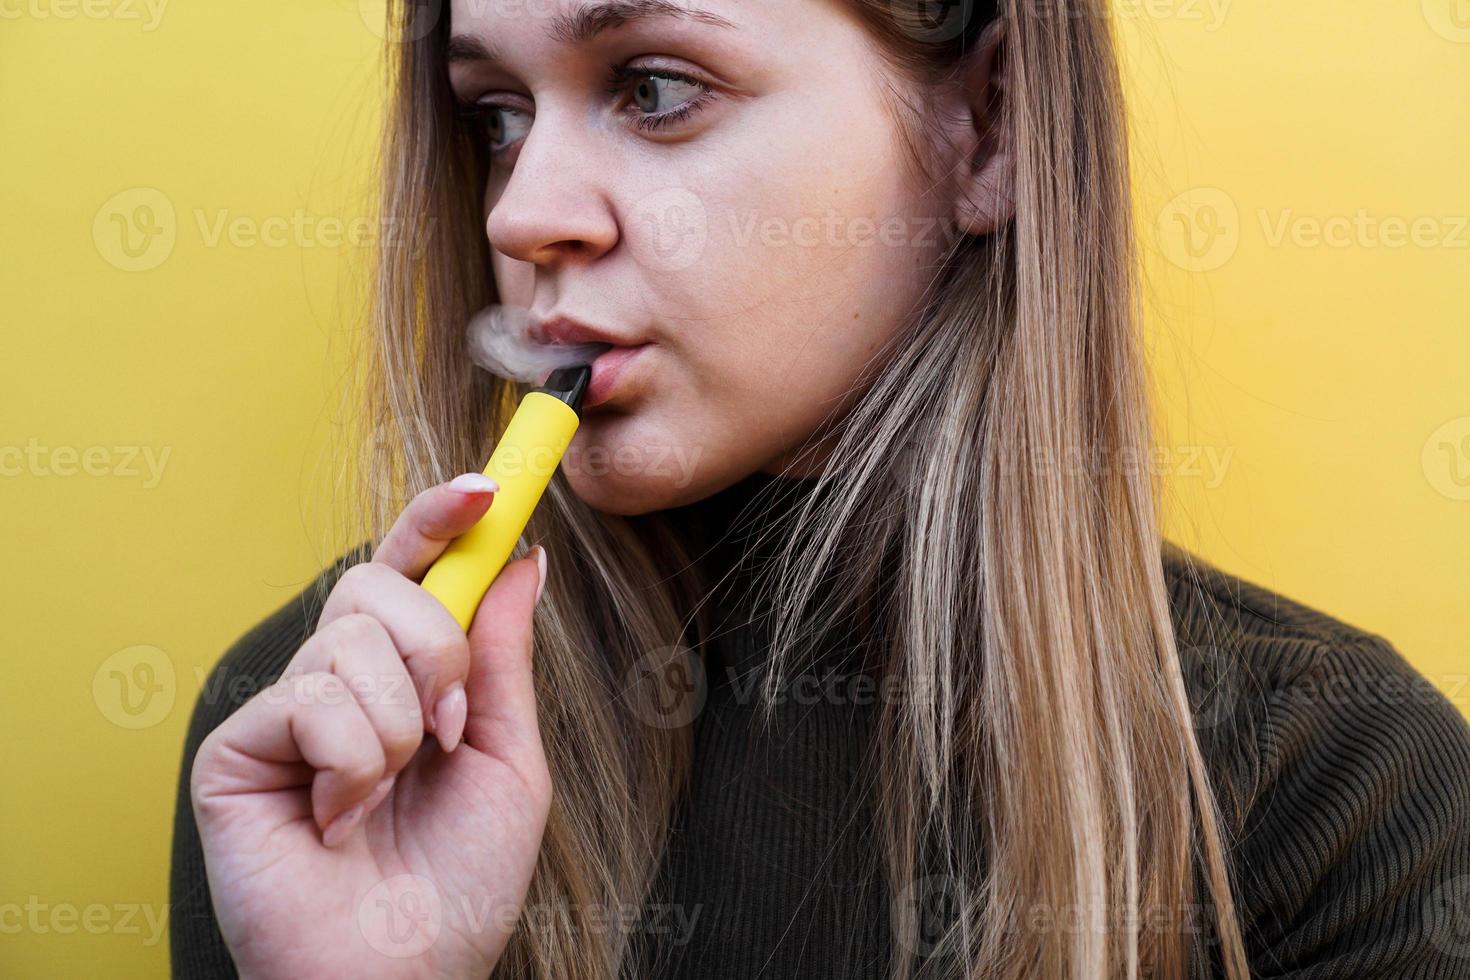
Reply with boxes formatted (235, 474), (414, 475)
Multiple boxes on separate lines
(566, 92), (940, 511)
(661, 94), (937, 437)
(490, 250), (532, 306)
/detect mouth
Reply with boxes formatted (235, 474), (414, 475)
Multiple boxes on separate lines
(529, 314), (652, 410)
(578, 343), (652, 409)
(531, 313), (639, 349)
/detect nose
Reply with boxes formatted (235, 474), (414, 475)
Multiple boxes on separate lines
(484, 109), (619, 267)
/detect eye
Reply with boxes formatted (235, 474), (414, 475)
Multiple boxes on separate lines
(457, 102), (532, 156)
(455, 62), (717, 160)
(606, 65), (714, 132)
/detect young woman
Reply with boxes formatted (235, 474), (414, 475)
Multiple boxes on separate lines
(170, 0), (1470, 977)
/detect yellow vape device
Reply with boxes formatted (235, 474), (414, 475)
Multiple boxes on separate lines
(420, 364), (591, 630)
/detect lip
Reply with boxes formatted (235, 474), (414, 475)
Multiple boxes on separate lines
(531, 313), (642, 349)
(531, 313), (651, 410)
(580, 343), (651, 409)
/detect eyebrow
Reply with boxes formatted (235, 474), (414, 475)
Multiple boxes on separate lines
(446, 0), (737, 66)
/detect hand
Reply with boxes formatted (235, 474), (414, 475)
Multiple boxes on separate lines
(190, 473), (551, 980)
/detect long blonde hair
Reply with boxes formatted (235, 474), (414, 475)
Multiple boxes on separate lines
(343, 1), (1253, 977)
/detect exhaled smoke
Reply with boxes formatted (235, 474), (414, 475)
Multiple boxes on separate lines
(467, 304), (611, 383)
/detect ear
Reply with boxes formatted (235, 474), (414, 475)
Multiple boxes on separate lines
(949, 18), (1013, 237)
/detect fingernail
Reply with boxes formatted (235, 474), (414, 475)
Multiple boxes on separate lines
(323, 803), (364, 848)
(363, 774), (395, 813)
(531, 545), (548, 606)
(433, 684), (467, 752)
(447, 472), (500, 495)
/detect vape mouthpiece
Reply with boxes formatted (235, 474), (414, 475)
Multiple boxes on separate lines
(534, 364), (593, 415)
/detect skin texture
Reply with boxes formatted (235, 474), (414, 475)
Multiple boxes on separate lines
(190, 3), (1012, 977)
(455, 0), (1013, 514)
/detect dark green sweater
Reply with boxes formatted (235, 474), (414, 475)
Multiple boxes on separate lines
(170, 473), (1470, 978)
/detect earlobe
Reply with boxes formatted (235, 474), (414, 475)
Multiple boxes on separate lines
(951, 19), (1014, 237)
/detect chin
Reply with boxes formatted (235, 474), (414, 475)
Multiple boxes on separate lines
(559, 418), (706, 516)
(563, 470), (685, 516)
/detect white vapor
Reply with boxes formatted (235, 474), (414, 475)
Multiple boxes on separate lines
(466, 304), (611, 383)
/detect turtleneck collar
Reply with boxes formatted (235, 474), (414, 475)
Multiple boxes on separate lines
(666, 470), (874, 683)
(674, 470), (819, 601)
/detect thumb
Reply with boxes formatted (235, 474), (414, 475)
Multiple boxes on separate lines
(462, 546), (545, 768)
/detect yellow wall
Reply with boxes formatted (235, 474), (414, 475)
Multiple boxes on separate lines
(2, 2), (1465, 976)
(1121, 4), (1470, 716)
(1, 4), (380, 977)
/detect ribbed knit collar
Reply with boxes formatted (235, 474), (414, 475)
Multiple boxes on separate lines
(668, 470), (874, 684)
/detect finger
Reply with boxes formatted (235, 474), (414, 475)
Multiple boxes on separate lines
(282, 612), (426, 776)
(200, 671), (387, 844)
(316, 563), (472, 749)
(371, 473), (501, 580)
(463, 547), (546, 787)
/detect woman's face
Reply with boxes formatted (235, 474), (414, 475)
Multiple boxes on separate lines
(448, 0), (978, 515)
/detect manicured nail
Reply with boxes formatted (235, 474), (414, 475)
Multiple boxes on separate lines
(433, 684), (467, 752)
(447, 472), (500, 495)
(531, 545), (548, 606)
(323, 803), (364, 848)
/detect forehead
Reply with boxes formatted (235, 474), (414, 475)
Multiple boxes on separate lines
(447, 0), (754, 45)
(444, 0), (828, 88)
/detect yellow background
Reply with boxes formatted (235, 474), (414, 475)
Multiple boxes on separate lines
(2, 2), (1466, 976)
